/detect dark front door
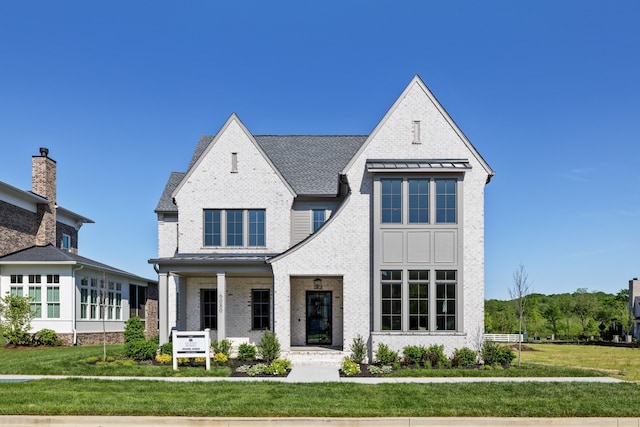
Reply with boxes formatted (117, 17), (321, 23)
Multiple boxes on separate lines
(306, 291), (332, 345)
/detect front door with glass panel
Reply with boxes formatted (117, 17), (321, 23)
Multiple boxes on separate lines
(306, 291), (332, 345)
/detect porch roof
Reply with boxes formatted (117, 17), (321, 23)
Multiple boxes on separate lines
(149, 253), (278, 274)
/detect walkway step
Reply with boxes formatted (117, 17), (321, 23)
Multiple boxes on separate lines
(287, 364), (340, 382)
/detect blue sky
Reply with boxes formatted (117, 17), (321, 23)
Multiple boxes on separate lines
(0, 1), (638, 299)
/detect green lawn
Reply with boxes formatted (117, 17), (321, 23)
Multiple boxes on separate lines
(521, 344), (640, 381)
(0, 379), (639, 417)
(1, 342), (640, 417)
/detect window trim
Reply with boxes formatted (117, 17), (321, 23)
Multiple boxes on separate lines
(200, 288), (217, 330)
(251, 289), (271, 330)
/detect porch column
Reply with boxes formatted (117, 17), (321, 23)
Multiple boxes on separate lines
(272, 268), (291, 351)
(158, 273), (169, 345)
(217, 272), (226, 340)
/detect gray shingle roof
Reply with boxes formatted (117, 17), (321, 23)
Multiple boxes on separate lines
(0, 244), (152, 281)
(156, 134), (368, 211)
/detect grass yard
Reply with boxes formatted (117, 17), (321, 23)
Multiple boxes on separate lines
(0, 379), (639, 417)
(521, 344), (640, 381)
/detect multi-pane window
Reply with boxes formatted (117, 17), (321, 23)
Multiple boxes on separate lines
(408, 179), (429, 223)
(80, 279), (89, 319)
(381, 179), (402, 223)
(204, 209), (221, 246)
(90, 279), (98, 319)
(130, 284), (147, 319)
(312, 210), (326, 232)
(201, 289), (217, 330)
(252, 289), (270, 330)
(204, 209), (266, 247)
(408, 270), (429, 330)
(28, 275), (41, 284)
(248, 210), (265, 246)
(115, 283), (122, 320)
(226, 210), (243, 246)
(381, 270), (402, 330)
(378, 178), (458, 224)
(47, 286), (60, 318)
(436, 270), (457, 331)
(436, 179), (457, 223)
(10, 286), (23, 297)
(10, 275), (23, 284)
(46, 274), (59, 284)
(29, 286), (41, 318)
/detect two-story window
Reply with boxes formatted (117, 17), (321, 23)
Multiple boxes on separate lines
(204, 209), (266, 247)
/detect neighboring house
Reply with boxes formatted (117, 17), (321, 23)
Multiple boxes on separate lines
(150, 75), (494, 362)
(0, 149), (157, 344)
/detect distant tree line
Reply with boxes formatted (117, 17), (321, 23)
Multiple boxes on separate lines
(485, 288), (631, 340)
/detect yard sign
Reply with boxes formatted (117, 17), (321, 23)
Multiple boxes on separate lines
(172, 329), (211, 370)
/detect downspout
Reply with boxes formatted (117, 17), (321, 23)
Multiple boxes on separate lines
(72, 264), (84, 345)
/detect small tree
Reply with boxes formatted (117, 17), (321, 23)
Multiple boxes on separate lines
(0, 294), (34, 346)
(509, 264), (532, 368)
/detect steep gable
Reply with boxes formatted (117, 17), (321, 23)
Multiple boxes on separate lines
(344, 75), (494, 180)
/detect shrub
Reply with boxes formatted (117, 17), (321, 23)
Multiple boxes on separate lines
(247, 363), (268, 376)
(341, 357), (361, 376)
(424, 344), (447, 368)
(125, 339), (157, 360)
(213, 352), (228, 364)
(368, 365), (393, 375)
(257, 330), (280, 363)
(34, 329), (62, 346)
(451, 347), (478, 368)
(481, 341), (515, 367)
(265, 359), (291, 375)
(349, 335), (368, 364)
(159, 342), (173, 355)
(0, 294), (33, 346)
(212, 339), (231, 357)
(402, 345), (425, 367)
(124, 316), (145, 343)
(238, 343), (256, 361)
(374, 343), (398, 365)
(85, 356), (99, 364)
(155, 353), (172, 364)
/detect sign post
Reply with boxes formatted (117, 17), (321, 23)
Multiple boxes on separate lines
(172, 329), (211, 370)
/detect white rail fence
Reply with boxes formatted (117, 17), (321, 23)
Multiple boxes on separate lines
(484, 334), (524, 343)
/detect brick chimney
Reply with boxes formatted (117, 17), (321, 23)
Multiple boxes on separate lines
(32, 147), (57, 246)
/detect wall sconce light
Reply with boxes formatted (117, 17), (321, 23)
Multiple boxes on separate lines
(313, 277), (322, 290)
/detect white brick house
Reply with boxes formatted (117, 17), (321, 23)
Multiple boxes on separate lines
(150, 75), (494, 362)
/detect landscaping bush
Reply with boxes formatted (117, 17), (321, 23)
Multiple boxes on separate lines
(247, 363), (268, 376)
(212, 339), (231, 357)
(424, 344), (447, 368)
(34, 328), (63, 346)
(374, 343), (398, 365)
(403, 345), (425, 367)
(237, 343), (256, 361)
(159, 342), (173, 355)
(349, 334), (368, 364)
(451, 347), (478, 368)
(213, 352), (228, 364)
(481, 341), (516, 367)
(125, 339), (157, 360)
(264, 359), (291, 375)
(257, 330), (280, 363)
(341, 357), (361, 376)
(155, 353), (172, 364)
(124, 316), (145, 343)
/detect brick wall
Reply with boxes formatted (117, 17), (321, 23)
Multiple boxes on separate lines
(0, 200), (38, 256)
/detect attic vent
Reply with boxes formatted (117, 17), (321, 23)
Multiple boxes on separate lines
(412, 121), (421, 144)
(231, 152), (238, 173)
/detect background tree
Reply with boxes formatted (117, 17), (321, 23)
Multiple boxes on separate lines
(573, 288), (598, 337)
(508, 264), (532, 368)
(543, 301), (562, 337)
